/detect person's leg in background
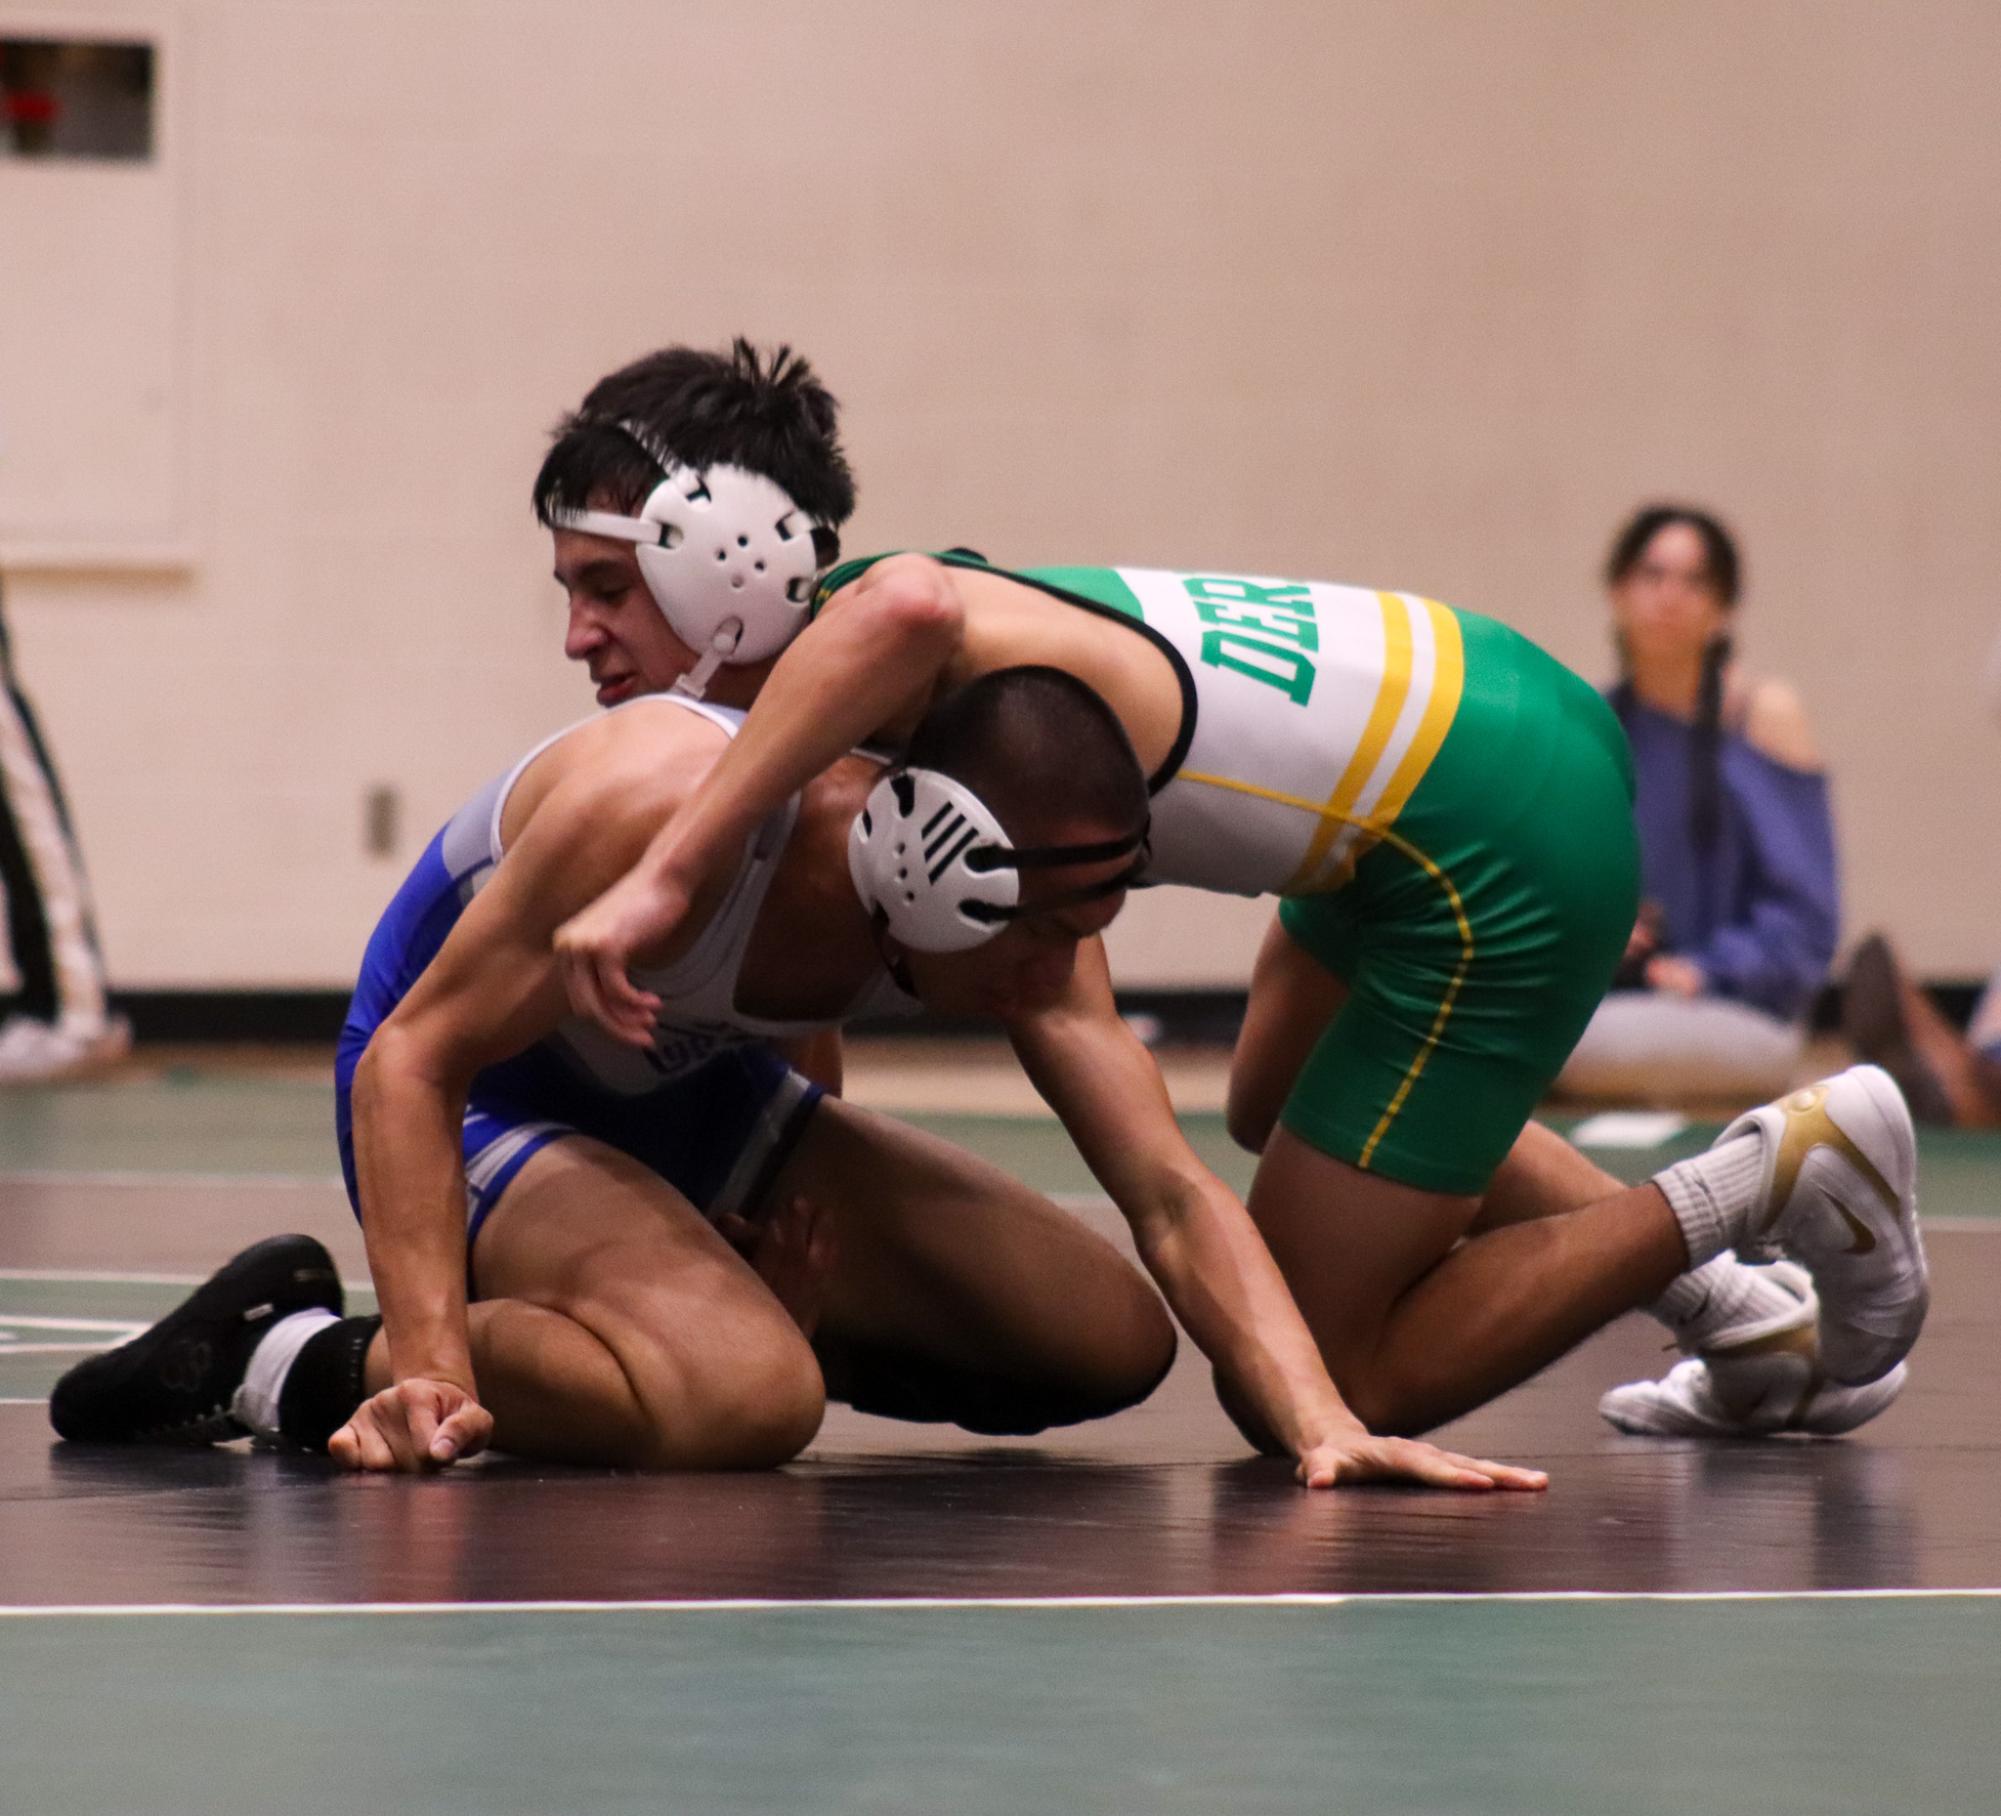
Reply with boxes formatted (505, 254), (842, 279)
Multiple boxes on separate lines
(1843, 931), (2001, 1128)
(1557, 990), (1807, 1105)
(0, 574), (127, 1081)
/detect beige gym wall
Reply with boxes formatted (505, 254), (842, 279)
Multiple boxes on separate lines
(2, 0), (1995, 989)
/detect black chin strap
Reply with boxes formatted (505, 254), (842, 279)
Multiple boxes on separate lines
(959, 821), (1152, 926)
(980, 826), (1149, 872)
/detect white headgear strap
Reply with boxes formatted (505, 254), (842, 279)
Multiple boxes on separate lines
(550, 424), (831, 697)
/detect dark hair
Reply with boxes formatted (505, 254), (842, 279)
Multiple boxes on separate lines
(532, 338), (857, 528)
(904, 666), (1150, 849)
(1605, 504), (1742, 854)
(1604, 504), (1741, 605)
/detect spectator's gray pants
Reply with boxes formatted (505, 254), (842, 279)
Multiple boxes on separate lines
(1557, 991), (1807, 1103)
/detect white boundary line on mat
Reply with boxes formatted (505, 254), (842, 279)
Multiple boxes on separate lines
(0, 1588), (1997, 1619)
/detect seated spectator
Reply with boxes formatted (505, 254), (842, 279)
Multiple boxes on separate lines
(1557, 506), (1838, 1103)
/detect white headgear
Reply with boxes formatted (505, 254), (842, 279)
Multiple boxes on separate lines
(848, 767), (1151, 954)
(550, 422), (835, 697)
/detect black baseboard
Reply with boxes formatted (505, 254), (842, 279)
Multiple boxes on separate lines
(84, 991), (351, 1043)
(8, 977), (1983, 1047)
(41, 988), (1255, 1047)
(852, 988), (1253, 1045)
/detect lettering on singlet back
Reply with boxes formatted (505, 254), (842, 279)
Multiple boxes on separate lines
(639, 1020), (754, 1080)
(1183, 576), (1318, 706)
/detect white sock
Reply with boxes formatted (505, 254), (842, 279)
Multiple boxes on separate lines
(1650, 1132), (1767, 1268)
(1651, 1255), (1800, 1351)
(230, 1307), (339, 1438)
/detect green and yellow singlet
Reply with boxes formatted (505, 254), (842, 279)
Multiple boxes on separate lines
(823, 553), (1472, 899)
(817, 551), (1640, 1193)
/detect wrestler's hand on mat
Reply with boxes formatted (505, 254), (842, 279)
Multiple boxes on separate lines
(1296, 1432), (1549, 1493)
(329, 1379), (494, 1474)
(552, 869), (690, 1048)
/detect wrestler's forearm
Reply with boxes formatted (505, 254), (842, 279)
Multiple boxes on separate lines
(349, 1038), (476, 1391)
(660, 563), (960, 871)
(1007, 972), (1366, 1460)
(1132, 1179), (1368, 1456)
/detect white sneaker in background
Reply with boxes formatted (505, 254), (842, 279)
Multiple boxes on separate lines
(0, 1013), (132, 1083)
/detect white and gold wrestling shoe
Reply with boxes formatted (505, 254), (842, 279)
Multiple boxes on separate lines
(1725, 1065), (1927, 1385)
(1600, 1262), (1906, 1437)
(1601, 1355), (1907, 1438)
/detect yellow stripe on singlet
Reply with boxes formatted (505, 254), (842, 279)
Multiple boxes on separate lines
(1305, 597), (1465, 894)
(1356, 836), (1475, 1171)
(1166, 766), (1477, 1174)
(1279, 592), (1414, 894)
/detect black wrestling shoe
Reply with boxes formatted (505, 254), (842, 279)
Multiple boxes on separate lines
(49, 1235), (343, 1443)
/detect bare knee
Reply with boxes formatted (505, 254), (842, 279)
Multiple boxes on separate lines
(820, 1291), (1177, 1439)
(1210, 1366), (1282, 1456)
(1046, 1256), (1180, 1422)
(1334, 1378), (1398, 1438)
(1055, 1296), (1178, 1425)
(1110, 1283), (1180, 1408)
(1213, 1361), (1422, 1453)
(618, 1327), (826, 1472)
(1330, 1366), (1436, 1440)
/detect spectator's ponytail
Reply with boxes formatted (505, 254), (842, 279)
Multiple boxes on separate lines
(1690, 631), (1731, 852)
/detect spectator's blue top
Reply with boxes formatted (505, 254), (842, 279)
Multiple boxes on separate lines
(1612, 686), (1839, 1021)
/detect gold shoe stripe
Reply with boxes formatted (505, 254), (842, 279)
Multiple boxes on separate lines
(1760, 1084), (1904, 1240)
(1704, 1323), (1818, 1364)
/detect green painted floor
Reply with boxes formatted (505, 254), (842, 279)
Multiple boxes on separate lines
(6, 1069), (2001, 1211)
(2, 1599), (1994, 1816)
(0, 1072), (338, 1180)
(5, 1063), (1997, 1816)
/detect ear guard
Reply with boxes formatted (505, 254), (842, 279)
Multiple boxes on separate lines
(847, 768), (1149, 953)
(550, 422), (837, 697)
